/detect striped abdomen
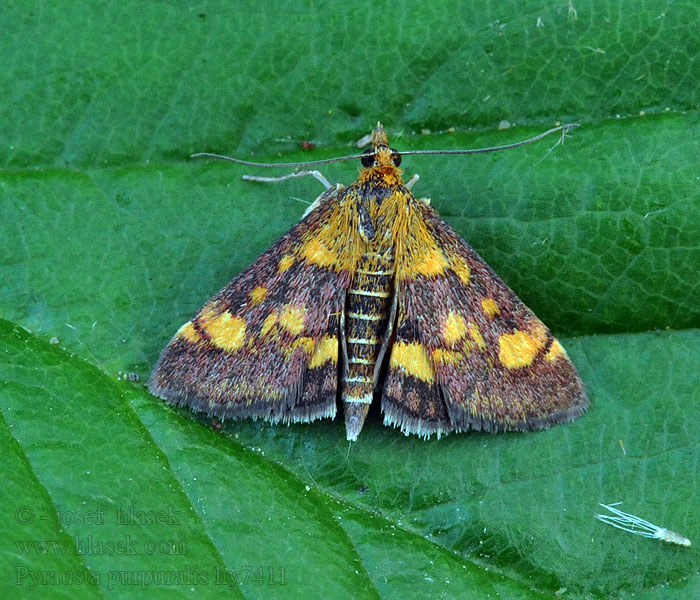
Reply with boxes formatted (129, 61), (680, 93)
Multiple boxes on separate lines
(343, 248), (394, 440)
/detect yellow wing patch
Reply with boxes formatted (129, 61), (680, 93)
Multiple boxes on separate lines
(468, 323), (486, 350)
(289, 336), (315, 357)
(310, 335), (338, 368)
(442, 313), (486, 351)
(390, 341), (435, 383)
(296, 198), (364, 272)
(249, 286), (268, 305)
(448, 254), (472, 286)
(300, 238), (337, 268)
(498, 329), (545, 369)
(412, 246), (448, 277)
(278, 255), (295, 273)
(176, 321), (201, 343)
(431, 348), (465, 366)
(387, 193), (449, 280)
(443, 311), (467, 346)
(279, 303), (306, 336)
(481, 298), (500, 319)
(199, 307), (247, 352)
(545, 340), (567, 362)
(260, 313), (277, 337)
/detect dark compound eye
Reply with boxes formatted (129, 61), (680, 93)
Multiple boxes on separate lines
(390, 150), (402, 166)
(361, 148), (375, 168)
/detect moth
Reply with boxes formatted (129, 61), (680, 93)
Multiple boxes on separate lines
(149, 123), (588, 440)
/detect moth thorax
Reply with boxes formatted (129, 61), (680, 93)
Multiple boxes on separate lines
(343, 248), (395, 440)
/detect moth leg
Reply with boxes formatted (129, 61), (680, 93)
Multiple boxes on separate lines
(405, 174), (432, 205)
(405, 173), (420, 190)
(243, 169), (332, 190)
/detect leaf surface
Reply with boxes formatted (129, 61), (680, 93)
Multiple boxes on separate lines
(2, 1), (699, 598)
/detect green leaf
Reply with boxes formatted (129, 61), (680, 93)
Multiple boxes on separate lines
(1, 1), (699, 598)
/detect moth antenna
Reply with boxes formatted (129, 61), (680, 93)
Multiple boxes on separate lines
(191, 124), (580, 168)
(399, 124), (579, 157)
(191, 151), (371, 169)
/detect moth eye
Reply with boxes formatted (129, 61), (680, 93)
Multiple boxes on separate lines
(361, 148), (376, 168)
(390, 152), (402, 167)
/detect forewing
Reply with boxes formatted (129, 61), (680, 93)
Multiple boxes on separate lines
(149, 186), (354, 424)
(383, 201), (588, 436)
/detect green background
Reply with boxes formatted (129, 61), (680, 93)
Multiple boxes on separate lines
(1, 1), (698, 598)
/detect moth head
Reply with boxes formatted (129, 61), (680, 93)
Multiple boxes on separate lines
(360, 147), (402, 169)
(361, 122), (402, 170)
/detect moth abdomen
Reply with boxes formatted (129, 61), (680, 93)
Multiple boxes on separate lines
(342, 248), (394, 440)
